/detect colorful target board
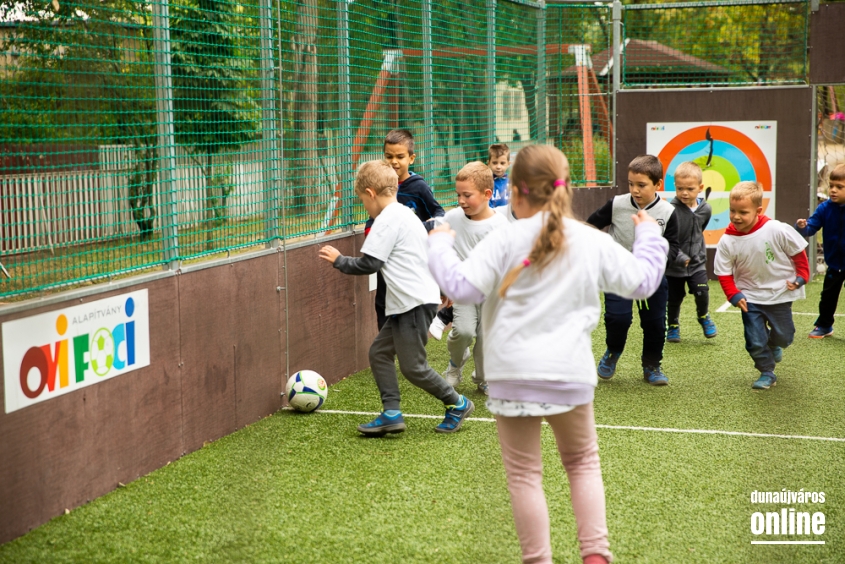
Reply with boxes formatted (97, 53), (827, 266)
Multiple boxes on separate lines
(647, 121), (777, 247)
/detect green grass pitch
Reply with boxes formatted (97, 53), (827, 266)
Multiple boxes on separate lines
(1, 281), (843, 563)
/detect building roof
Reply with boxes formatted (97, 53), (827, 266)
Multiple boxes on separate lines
(558, 39), (731, 79)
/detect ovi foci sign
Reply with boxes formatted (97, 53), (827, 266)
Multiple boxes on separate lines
(3, 290), (150, 413)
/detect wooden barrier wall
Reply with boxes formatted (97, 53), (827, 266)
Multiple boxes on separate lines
(615, 87), (814, 277)
(0, 232), (377, 543)
(810, 4), (845, 85)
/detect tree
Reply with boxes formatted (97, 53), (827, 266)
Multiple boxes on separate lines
(171, 0), (258, 249)
(0, 0), (160, 240)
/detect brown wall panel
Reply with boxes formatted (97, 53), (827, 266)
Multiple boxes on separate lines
(571, 187), (617, 222)
(810, 4), (845, 84)
(231, 254), (284, 429)
(178, 265), (239, 453)
(286, 237), (361, 386)
(0, 277), (182, 543)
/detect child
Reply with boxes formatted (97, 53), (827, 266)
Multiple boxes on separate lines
(794, 163), (845, 338)
(587, 155), (682, 385)
(488, 143), (511, 208)
(714, 181), (809, 390)
(440, 162), (508, 395)
(319, 160), (474, 434)
(428, 144), (669, 564)
(371, 129), (445, 330)
(666, 161), (717, 342)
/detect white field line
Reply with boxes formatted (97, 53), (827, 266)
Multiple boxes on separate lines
(715, 301), (845, 316)
(751, 541), (825, 545)
(306, 409), (845, 443)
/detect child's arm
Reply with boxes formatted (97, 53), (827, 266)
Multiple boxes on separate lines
(794, 204), (823, 237)
(699, 202), (712, 231)
(713, 242), (747, 312)
(318, 245), (384, 275)
(427, 224), (486, 304)
(663, 213), (683, 266)
(786, 250), (810, 290)
(586, 199), (613, 229)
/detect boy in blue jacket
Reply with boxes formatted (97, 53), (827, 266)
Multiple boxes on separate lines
(794, 164), (845, 338)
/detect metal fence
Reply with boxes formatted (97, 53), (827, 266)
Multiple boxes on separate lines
(0, 0), (812, 299)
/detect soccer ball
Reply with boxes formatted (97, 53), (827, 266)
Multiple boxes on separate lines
(285, 370), (328, 412)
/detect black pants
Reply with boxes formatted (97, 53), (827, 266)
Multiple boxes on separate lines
(816, 267), (845, 328)
(667, 270), (710, 326)
(436, 305), (454, 325)
(604, 276), (668, 368)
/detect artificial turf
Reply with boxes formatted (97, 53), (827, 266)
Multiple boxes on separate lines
(0, 281), (843, 563)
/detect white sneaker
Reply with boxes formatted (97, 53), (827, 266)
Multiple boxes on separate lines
(429, 316), (447, 340)
(443, 363), (462, 387)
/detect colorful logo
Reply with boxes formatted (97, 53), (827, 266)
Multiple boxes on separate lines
(3, 290), (150, 413)
(654, 123), (776, 246)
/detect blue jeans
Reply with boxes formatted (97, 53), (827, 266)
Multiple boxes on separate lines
(741, 302), (795, 373)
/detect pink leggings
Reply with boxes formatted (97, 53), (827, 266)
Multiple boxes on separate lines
(495, 403), (612, 564)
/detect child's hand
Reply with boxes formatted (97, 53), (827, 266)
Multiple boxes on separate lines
(429, 222), (455, 238)
(631, 210), (657, 226)
(786, 279), (801, 291)
(318, 245), (341, 264)
(441, 296), (453, 308)
(736, 298), (748, 313)
(796, 218), (807, 229)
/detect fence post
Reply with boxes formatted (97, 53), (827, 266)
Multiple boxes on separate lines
(612, 0), (622, 188)
(422, 0), (435, 185)
(536, 1), (547, 145)
(152, 0), (180, 270)
(337, 0), (354, 228)
(486, 0), (496, 146)
(259, 0), (281, 247)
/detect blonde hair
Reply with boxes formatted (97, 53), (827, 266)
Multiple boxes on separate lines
(456, 161), (494, 194)
(674, 161), (703, 184)
(830, 163), (845, 183)
(730, 181), (763, 207)
(498, 144), (572, 298)
(355, 160), (398, 196)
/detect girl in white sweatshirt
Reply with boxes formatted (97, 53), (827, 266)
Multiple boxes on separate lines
(427, 144), (668, 564)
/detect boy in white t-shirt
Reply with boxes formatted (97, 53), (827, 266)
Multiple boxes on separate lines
(714, 181), (810, 390)
(319, 160), (474, 435)
(441, 162), (509, 394)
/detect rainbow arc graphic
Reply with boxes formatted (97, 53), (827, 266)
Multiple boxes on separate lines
(658, 125), (773, 246)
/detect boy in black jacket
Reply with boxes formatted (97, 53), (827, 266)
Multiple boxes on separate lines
(366, 129), (445, 330)
(666, 162), (717, 342)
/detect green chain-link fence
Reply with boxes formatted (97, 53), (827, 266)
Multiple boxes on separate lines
(622, 0), (809, 88)
(0, 0), (814, 300)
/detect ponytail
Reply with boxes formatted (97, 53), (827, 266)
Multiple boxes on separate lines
(498, 145), (572, 298)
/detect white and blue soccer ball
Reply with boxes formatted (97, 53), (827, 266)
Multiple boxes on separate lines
(285, 370), (328, 412)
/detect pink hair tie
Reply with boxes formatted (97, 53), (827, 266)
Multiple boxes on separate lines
(522, 259), (531, 267)
(554, 179), (567, 188)
(519, 182), (530, 195)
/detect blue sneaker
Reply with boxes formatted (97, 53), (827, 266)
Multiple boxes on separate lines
(643, 366), (668, 386)
(808, 326), (833, 339)
(770, 345), (783, 364)
(667, 325), (680, 343)
(752, 371), (777, 390)
(357, 412), (406, 436)
(435, 395), (475, 433)
(597, 350), (621, 380)
(698, 314), (718, 338)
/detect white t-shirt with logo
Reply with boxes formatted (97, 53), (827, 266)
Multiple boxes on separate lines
(713, 219), (808, 305)
(362, 202), (441, 315)
(444, 207), (509, 260)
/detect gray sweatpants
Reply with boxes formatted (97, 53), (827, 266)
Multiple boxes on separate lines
(369, 303), (460, 411)
(447, 303), (485, 384)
